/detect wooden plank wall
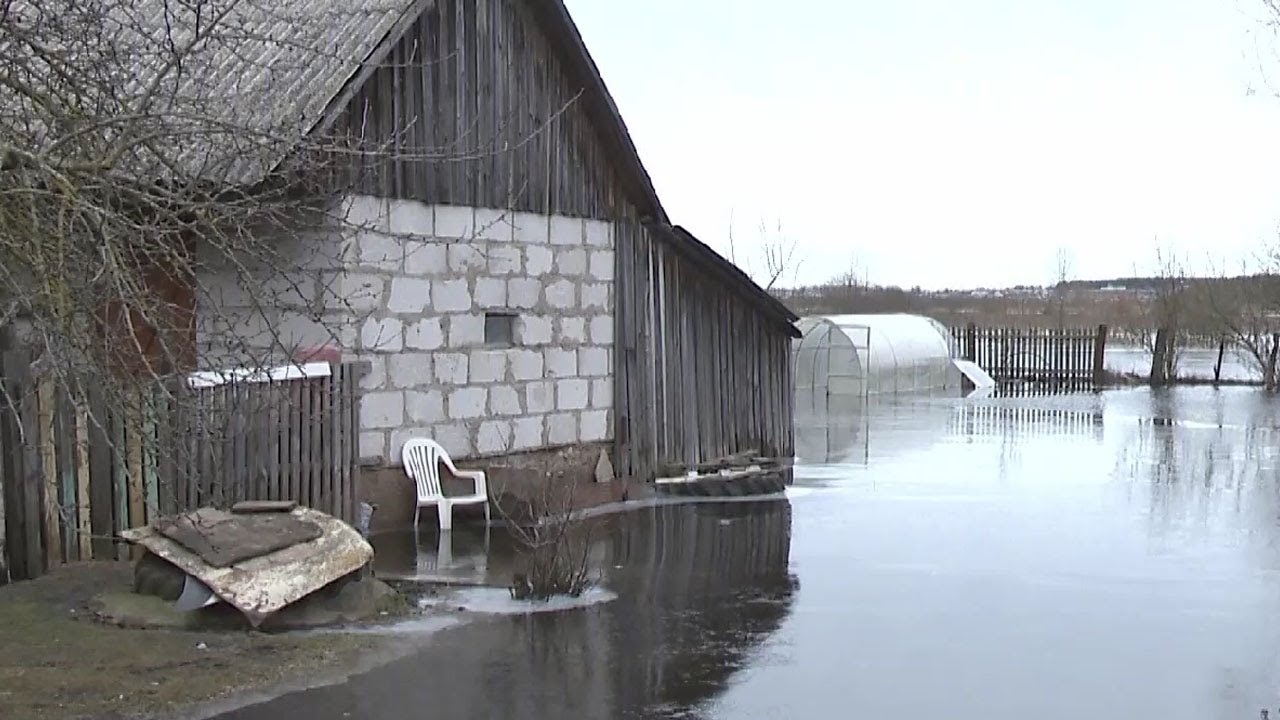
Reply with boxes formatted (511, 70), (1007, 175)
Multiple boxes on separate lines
(334, 0), (632, 222)
(615, 223), (797, 481)
(0, 354), (362, 582)
(329, 0), (798, 481)
(953, 324), (1110, 390)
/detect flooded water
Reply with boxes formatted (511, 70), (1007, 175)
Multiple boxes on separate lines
(219, 386), (1280, 719)
(1106, 345), (1259, 382)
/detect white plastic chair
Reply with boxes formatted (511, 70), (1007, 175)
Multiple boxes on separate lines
(401, 438), (490, 531)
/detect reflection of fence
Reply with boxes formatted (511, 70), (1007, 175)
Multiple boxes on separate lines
(951, 324), (1108, 390)
(950, 404), (1103, 440)
(0, 350), (362, 581)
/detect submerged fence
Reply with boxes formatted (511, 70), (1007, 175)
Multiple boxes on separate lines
(951, 324), (1109, 390)
(0, 349), (363, 581)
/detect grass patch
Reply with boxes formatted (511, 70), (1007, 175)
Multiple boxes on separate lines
(0, 563), (385, 720)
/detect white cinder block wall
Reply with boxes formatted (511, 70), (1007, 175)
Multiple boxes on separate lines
(344, 195), (615, 463)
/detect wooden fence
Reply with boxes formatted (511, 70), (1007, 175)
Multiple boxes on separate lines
(0, 351), (363, 581)
(951, 324), (1109, 390)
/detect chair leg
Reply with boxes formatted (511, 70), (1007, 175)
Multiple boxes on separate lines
(483, 501), (491, 527)
(438, 502), (452, 531)
(413, 506), (420, 533)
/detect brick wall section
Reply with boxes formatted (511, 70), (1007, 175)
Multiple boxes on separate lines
(345, 195), (615, 464)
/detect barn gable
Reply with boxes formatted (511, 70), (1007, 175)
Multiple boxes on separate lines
(326, 0), (664, 225)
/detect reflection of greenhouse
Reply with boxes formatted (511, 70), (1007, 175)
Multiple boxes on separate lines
(793, 314), (963, 398)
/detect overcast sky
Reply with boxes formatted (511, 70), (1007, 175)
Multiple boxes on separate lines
(564, 0), (1280, 290)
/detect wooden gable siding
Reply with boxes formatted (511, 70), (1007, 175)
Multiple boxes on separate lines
(334, 0), (635, 221)
(615, 222), (796, 480)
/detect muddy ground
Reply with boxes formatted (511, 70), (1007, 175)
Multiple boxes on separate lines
(0, 562), (402, 720)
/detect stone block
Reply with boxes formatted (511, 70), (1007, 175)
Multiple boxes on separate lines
(469, 349), (507, 383)
(390, 428), (433, 462)
(584, 219), (612, 247)
(473, 277), (507, 308)
(556, 378), (590, 411)
(448, 387), (488, 420)
(361, 391), (404, 429)
(589, 250), (615, 281)
(434, 352), (469, 385)
(406, 390), (446, 424)
(359, 431), (387, 462)
(435, 205), (475, 239)
(548, 413), (578, 444)
(581, 410), (610, 442)
(432, 279), (472, 312)
(509, 349), (544, 381)
(581, 283), (609, 310)
(544, 347), (577, 377)
(525, 381), (554, 414)
(474, 208), (514, 242)
(591, 378), (613, 408)
(433, 423), (473, 459)
(589, 315), (614, 345)
(388, 277), (432, 314)
(550, 216), (583, 246)
(489, 385), (522, 416)
(558, 317), (586, 344)
(405, 317), (445, 350)
(545, 279), (576, 310)
(359, 355), (387, 391)
(511, 416), (545, 450)
(361, 317), (403, 353)
(343, 195), (389, 230)
(488, 245), (522, 275)
(508, 278), (542, 310)
(476, 420), (513, 456)
(519, 315), (553, 345)
(555, 247), (587, 276)
(404, 241), (447, 276)
(388, 200), (433, 236)
(448, 243), (487, 273)
(336, 274), (385, 312)
(449, 314), (485, 348)
(525, 245), (553, 277)
(389, 353), (434, 388)
(358, 233), (402, 271)
(578, 346), (610, 377)
(512, 211), (548, 244)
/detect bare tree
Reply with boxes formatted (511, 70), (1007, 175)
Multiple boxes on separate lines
(1051, 246), (1074, 330)
(1203, 259), (1280, 391)
(0, 0), (571, 544)
(758, 219), (801, 292)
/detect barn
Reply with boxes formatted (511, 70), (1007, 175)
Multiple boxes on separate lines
(162, 0), (801, 488)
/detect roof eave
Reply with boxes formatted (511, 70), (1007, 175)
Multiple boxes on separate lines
(649, 224), (801, 336)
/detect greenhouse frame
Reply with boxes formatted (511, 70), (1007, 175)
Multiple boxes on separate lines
(792, 314), (965, 398)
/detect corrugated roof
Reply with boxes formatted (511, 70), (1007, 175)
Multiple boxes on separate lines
(7, 0), (414, 185)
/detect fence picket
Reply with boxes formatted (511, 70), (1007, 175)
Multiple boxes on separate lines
(1, 363), (363, 579)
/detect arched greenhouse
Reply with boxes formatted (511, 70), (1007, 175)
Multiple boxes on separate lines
(792, 314), (963, 397)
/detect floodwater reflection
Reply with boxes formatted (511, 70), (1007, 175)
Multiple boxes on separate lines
(220, 386), (1280, 719)
(217, 501), (796, 720)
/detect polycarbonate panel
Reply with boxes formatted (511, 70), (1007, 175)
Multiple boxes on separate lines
(791, 314), (961, 397)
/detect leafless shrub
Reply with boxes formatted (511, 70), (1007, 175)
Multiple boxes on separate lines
(492, 472), (599, 601)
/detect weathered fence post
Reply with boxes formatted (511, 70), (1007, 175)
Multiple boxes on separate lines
(1092, 325), (1109, 388)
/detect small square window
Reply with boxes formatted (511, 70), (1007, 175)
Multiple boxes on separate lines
(484, 312), (516, 347)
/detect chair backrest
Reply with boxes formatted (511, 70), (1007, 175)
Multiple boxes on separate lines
(402, 438), (451, 502)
